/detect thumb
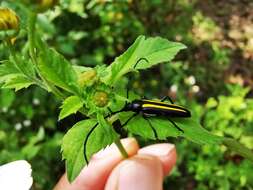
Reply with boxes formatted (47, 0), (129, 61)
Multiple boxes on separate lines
(105, 155), (163, 190)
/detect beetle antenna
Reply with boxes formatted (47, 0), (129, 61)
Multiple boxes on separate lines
(113, 119), (128, 138)
(133, 57), (149, 69)
(83, 122), (99, 164)
(161, 96), (174, 104)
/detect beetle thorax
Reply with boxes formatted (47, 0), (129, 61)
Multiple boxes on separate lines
(126, 100), (142, 112)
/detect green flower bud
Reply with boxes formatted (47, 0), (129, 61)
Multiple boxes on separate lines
(78, 69), (97, 87)
(93, 91), (109, 107)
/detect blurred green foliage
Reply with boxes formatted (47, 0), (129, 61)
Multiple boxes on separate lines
(1, 0), (253, 189)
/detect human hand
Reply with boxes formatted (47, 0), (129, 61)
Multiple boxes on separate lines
(54, 138), (177, 190)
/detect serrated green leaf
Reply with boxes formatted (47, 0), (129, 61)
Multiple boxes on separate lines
(62, 119), (118, 182)
(125, 116), (222, 144)
(174, 118), (223, 144)
(38, 48), (79, 94)
(85, 118), (118, 162)
(62, 119), (97, 182)
(0, 57), (36, 90)
(103, 35), (186, 84)
(0, 60), (20, 82)
(10, 55), (36, 78)
(148, 117), (183, 139)
(126, 115), (182, 140)
(59, 96), (84, 120)
(2, 75), (34, 91)
(126, 115), (157, 139)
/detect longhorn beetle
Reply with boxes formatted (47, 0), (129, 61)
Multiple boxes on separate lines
(109, 96), (191, 132)
(83, 58), (191, 163)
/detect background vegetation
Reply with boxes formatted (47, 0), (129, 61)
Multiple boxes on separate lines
(0, 0), (253, 189)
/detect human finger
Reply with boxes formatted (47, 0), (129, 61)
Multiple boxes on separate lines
(54, 138), (139, 190)
(138, 143), (177, 176)
(105, 155), (163, 190)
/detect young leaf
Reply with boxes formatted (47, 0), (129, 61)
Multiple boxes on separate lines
(2, 75), (34, 91)
(103, 35), (186, 84)
(62, 119), (118, 182)
(59, 96), (84, 120)
(38, 48), (79, 94)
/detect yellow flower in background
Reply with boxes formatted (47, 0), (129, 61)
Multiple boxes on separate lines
(22, 0), (58, 12)
(0, 8), (19, 31)
(38, 0), (58, 12)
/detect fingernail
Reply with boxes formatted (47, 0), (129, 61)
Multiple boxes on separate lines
(117, 155), (163, 190)
(138, 143), (175, 156)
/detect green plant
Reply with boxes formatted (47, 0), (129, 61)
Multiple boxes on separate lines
(168, 85), (253, 190)
(1, 2), (253, 186)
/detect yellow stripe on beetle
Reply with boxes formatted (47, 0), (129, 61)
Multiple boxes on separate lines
(142, 104), (187, 113)
(143, 99), (186, 109)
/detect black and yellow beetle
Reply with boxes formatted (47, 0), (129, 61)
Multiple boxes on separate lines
(121, 99), (191, 117)
(109, 96), (191, 133)
(83, 58), (191, 163)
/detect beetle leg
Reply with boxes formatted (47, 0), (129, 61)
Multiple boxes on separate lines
(143, 115), (158, 140)
(121, 113), (139, 128)
(107, 107), (113, 115)
(167, 118), (184, 133)
(113, 119), (128, 138)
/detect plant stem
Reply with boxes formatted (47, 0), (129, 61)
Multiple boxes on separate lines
(27, 12), (65, 100)
(106, 114), (129, 158)
(28, 12), (37, 62)
(114, 138), (129, 158)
